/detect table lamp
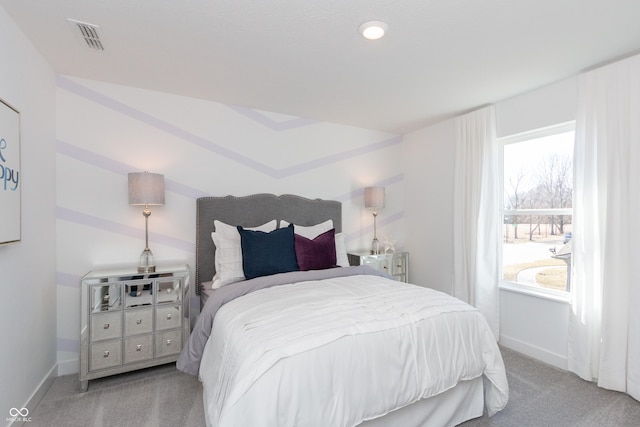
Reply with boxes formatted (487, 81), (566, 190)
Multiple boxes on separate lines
(128, 171), (165, 273)
(364, 186), (385, 254)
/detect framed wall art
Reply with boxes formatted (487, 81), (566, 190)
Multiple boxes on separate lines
(0, 98), (21, 244)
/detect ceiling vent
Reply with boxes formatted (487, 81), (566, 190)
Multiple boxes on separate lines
(67, 19), (104, 51)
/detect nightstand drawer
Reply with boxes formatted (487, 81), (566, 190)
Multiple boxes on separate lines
(392, 255), (406, 275)
(89, 339), (122, 371)
(124, 307), (153, 336)
(125, 281), (153, 308)
(360, 256), (380, 268)
(90, 284), (121, 313)
(155, 329), (182, 357)
(91, 311), (122, 342)
(155, 305), (181, 331)
(124, 335), (153, 364)
(156, 279), (182, 304)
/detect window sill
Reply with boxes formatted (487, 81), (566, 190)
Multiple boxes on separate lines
(499, 281), (570, 304)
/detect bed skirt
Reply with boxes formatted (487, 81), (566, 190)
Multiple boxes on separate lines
(359, 376), (484, 427)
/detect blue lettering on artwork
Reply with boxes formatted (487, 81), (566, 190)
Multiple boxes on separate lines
(0, 138), (20, 191)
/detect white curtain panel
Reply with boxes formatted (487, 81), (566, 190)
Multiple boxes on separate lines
(453, 105), (500, 338)
(570, 53), (640, 400)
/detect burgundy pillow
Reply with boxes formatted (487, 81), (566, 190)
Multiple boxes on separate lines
(294, 228), (337, 271)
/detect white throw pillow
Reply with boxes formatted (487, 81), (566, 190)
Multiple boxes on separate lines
(334, 233), (350, 268)
(281, 220), (350, 267)
(280, 219), (333, 239)
(211, 220), (277, 288)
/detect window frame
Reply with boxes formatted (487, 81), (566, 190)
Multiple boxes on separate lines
(498, 121), (575, 301)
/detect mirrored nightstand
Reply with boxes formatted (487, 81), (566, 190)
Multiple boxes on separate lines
(79, 264), (190, 391)
(348, 251), (409, 283)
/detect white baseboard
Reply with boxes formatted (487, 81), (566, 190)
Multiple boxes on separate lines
(57, 358), (79, 376)
(6, 363), (57, 427)
(499, 334), (568, 370)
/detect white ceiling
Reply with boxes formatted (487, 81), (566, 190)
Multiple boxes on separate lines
(2, 0), (640, 134)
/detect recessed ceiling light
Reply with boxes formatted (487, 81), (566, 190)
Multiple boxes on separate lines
(359, 21), (388, 40)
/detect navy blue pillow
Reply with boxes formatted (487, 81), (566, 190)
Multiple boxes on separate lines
(237, 224), (299, 279)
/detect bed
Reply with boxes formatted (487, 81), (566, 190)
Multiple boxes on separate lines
(177, 194), (508, 427)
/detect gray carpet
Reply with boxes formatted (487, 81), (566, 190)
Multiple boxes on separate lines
(26, 364), (204, 427)
(26, 347), (640, 426)
(461, 348), (640, 427)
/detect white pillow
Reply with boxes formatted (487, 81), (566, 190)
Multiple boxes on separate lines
(334, 233), (350, 268)
(214, 219), (277, 238)
(280, 219), (333, 239)
(281, 220), (350, 267)
(211, 220), (277, 288)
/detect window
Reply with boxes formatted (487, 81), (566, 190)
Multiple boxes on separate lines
(500, 123), (574, 296)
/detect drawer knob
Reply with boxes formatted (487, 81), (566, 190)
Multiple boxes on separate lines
(103, 351), (110, 358)
(136, 318), (142, 324)
(103, 323), (110, 329)
(136, 344), (142, 351)
(166, 313), (172, 320)
(166, 339), (172, 346)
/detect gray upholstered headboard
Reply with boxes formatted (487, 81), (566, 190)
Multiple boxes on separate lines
(195, 194), (342, 294)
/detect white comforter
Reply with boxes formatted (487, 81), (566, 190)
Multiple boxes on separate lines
(199, 274), (508, 427)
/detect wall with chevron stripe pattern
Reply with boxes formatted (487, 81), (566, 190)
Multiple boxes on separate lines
(55, 75), (405, 373)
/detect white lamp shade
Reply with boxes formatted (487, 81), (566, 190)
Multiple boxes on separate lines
(128, 172), (165, 206)
(364, 187), (385, 209)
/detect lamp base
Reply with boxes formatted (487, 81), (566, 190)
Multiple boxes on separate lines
(370, 238), (381, 255)
(138, 248), (156, 273)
